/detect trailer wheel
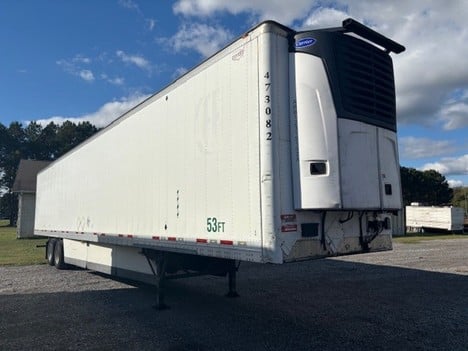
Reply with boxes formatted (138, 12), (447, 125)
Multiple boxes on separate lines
(53, 240), (67, 270)
(46, 239), (56, 266)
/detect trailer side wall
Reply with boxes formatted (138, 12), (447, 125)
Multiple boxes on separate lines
(36, 28), (274, 262)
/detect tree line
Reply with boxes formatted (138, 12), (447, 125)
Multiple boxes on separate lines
(400, 166), (453, 206)
(0, 121), (99, 224)
(401, 167), (466, 215)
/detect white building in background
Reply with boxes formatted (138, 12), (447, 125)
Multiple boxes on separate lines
(406, 204), (465, 233)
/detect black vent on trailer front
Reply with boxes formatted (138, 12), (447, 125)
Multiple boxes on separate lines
(292, 18), (405, 132)
(335, 35), (396, 131)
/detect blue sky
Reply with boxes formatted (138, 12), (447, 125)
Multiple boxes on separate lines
(1, 0), (467, 186)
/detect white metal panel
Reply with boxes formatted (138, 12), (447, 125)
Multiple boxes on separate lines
(70, 242), (153, 281)
(378, 128), (402, 209)
(35, 32), (264, 259)
(289, 53), (340, 209)
(338, 119), (380, 209)
(87, 243), (153, 274)
(63, 239), (87, 267)
(257, 29), (291, 263)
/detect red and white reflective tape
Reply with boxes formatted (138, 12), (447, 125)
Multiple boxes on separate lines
(37, 229), (242, 247)
(281, 224), (298, 232)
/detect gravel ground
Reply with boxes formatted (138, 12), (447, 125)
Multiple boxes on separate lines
(1, 239), (467, 351)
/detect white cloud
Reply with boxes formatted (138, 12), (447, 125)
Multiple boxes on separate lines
(108, 77), (125, 85)
(59, 51), (155, 85)
(33, 93), (151, 128)
(79, 70), (95, 82)
(119, 0), (140, 12)
(338, 2), (468, 130)
(173, 1), (468, 131)
(173, 0), (313, 24)
(56, 59), (72, 70)
(438, 90), (468, 130)
(172, 67), (189, 79)
(164, 22), (233, 57)
(173, 0), (220, 16)
(100, 74), (125, 86)
(119, 0), (156, 33)
(147, 18), (156, 31)
(73, 55), (91, 64)
(447, 179), (464, 188)
(299, 4), (468, 129)
(116, 50), (151, 71)
(422, 155), (468, 176)
(301, 7), (348, 28)
(399, 137), (456, 159)
(57, 55), (94, 82)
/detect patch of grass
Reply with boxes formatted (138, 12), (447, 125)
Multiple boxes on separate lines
(394, 233), (467, 244)
(0, 226), (47, 266)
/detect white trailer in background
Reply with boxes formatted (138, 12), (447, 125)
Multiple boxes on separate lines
(35, 19), (405, 308)
(406, 205), (465, 232)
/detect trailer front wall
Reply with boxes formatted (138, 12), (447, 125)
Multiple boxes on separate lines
(35, 35), (264, 259)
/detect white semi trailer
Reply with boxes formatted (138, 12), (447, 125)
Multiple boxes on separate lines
(35, 19), (405, 308)
(406, 205), (465, 232)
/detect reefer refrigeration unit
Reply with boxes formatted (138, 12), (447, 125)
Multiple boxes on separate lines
(35, 19), (405, 306)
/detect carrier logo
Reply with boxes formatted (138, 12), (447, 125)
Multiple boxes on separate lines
(295, 37), (316, 49)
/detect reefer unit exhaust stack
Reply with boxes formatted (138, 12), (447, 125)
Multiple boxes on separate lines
(35, 19), (405, 298)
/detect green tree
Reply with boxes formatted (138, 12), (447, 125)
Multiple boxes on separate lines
(37, 122), (59, 159)
(400, 166), (453, 206)
(0, 122), (27, 224)
(0, 122), (28, 189)
(55, 121), (97, 156)
(451, 186), (467, 215)
(24, 121), (45, 159)
(0, 120), (99, 225)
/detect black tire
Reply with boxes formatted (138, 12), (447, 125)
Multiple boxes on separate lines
(53, 239), (67, 270)
(46, 239), (56, 266)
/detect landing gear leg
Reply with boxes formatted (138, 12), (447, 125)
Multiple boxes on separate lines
(154, 254), (169, 310)
(226, 260), (240, 298)
(144, 250), (170, 310)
